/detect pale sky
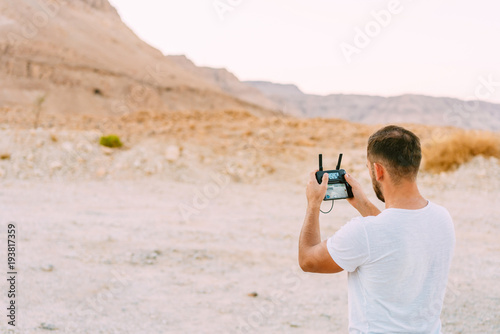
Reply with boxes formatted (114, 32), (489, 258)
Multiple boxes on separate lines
(108, 0), (500, 103)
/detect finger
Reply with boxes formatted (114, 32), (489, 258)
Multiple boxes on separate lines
(345, 173), (356, 183)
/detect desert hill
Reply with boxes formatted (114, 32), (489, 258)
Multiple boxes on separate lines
(167, 55), (281, 112)
(2, 0), (499, 132)
(0, 0), (278, 116)
(246, 81), (500, 131)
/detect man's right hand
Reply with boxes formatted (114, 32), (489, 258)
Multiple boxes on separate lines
(345, 173), (381, 217)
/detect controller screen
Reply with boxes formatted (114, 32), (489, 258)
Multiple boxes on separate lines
(325, 183), (348, 199)
(328, 172), (340, 180)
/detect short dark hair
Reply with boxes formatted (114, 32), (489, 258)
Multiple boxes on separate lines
(367, 125), (422, 182)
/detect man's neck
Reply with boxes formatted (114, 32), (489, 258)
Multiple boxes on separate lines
(383, 182), (427, 210)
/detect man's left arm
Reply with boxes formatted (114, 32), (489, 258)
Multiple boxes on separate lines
(298, 171), (344, 274)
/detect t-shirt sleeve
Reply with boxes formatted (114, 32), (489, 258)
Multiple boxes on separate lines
(327, 217), (370, 272)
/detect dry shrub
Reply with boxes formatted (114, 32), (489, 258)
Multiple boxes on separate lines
(423, 131), (500, 173)
(293, 137), (316, 147)
(221, 110), (256, 120)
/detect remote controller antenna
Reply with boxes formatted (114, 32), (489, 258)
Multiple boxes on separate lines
(319, 154), (323, 171)
(336, 153), (343, 170)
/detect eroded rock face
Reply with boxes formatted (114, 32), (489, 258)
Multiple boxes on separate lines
(0, 0), (278, 117)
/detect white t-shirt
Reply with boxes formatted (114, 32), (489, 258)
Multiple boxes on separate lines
(327, 201), (455, 334)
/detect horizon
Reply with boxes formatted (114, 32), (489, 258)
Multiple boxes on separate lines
(239, 80), (500, 104)
(109, 0), (500, 104)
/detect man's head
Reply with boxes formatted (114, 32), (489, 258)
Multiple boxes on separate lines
(367, 125), (422, 202)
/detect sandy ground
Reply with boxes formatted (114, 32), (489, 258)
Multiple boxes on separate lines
(1, 159), (499, 333)
(1, 110), (499, 333)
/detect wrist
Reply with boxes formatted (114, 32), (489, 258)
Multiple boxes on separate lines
(361, 199), (380, 216)
(307, 202), (321, 211)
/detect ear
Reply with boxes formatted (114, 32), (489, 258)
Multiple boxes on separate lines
(373, 162), (385, 181)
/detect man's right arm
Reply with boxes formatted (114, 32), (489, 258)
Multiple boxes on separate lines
(345, 174), (381, 217)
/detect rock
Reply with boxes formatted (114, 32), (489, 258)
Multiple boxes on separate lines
(39, 323), (58, 330)
(49, 161), (62, 170)
(41, 264), (54, 272)
(96, 167), (107, 177)
(165, 145), (180, 162)
(101, 146), (114, 155)
(193, 252), (213, 261)
(147, 250), (161, 260)
(62, 142), (74, 152)
(155, 161), (163, 173)
(144, 167), (155, 175)
(76, 140), (93, 153)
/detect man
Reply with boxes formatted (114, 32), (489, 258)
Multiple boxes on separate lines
(298, 125), (455, 333)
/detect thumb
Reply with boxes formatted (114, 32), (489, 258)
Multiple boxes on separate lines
(322, 172), (329, 185)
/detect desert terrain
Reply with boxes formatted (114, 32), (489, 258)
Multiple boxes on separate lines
(0, 108), (499, 333)
(1, 0), (500, 333)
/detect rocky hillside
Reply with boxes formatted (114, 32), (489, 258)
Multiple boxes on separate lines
(2, 0), (498, 131)
(167, 55), (280, 112)
(246, 81), (500, 131)
(0, 0), (278, 116)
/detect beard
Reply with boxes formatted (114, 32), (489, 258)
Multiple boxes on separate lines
(371, 168), (385, 203)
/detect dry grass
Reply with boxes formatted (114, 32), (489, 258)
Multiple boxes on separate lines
(3, 107), (499, 175)
(423, 131), (500, 173)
